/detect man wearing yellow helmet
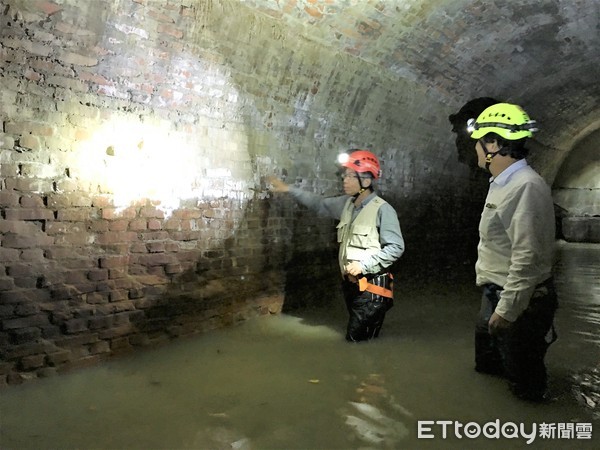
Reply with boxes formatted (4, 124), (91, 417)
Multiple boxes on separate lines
(268, 149), (404, 342)
(468, 103), (557, 402)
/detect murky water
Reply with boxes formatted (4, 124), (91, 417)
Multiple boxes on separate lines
(1, 243), (599, 449)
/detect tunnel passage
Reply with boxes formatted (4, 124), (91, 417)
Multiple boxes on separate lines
(553, 127), (600, 243)
(0, 0), (599, 387)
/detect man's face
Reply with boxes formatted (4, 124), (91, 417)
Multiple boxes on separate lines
(475, 139), (499, 169)
(342, 170), (371, 195)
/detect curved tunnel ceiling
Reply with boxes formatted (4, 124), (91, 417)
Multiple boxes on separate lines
(241, 0), (600, 166)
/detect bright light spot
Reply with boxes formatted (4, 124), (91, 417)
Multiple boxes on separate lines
(72, 116), (252, 216)
(466, 118), (476, 133)
(337, 152), (350, 164)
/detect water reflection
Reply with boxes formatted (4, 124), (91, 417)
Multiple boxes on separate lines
(554, 242), (600, 424)
(554, 242), (600, 349)
(0, 243), (598, 449)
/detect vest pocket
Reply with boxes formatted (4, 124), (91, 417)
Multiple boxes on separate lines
(349, 225), (371, 248)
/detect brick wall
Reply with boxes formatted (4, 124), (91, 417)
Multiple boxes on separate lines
(1, 0), (482, 386)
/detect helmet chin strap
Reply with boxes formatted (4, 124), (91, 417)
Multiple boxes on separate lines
(353, 175), (371, 198)
(481, 140), (500, 172)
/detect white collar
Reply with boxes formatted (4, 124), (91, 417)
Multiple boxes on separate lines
(490, 159), (528, 186)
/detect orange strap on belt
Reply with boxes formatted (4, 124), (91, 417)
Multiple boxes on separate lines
(357, 275), (394, 299)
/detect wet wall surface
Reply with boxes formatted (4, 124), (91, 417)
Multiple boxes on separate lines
(0, 243), (598, 449)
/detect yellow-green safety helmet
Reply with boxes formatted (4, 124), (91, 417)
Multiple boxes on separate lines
(467, 103), (538, 140)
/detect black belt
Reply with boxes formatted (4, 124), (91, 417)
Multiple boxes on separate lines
(484, 277), (553, 292)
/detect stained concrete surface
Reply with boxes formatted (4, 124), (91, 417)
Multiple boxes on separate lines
(0, 242), (598, 449)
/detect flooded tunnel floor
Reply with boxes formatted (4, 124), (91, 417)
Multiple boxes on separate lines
(1, 242), (599, 449)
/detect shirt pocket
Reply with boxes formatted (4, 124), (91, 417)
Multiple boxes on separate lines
(479, 207), (504, 241)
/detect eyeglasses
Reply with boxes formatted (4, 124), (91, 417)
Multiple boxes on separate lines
(341, 173), (359, 180)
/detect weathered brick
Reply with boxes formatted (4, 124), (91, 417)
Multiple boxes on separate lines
(88, 220), (110, 232)
(50, 285), (80, 300)
(147, 266), (165, 276)
(128, 288), (144, 299)
(14, 302), (40, 316)
(99, 255), (130, 268)
(0, 164), (18, 178)
(36, 1), (62, 16)
(163, 218), (182, 230)
(5, 177), (54, 193)
(72, 282), (101, 295)
(87, 269), (108, 281)
(146, 242), (165, 253)
(147, 219), (162, 230)
(46, 349), (72, 366)
(129, 219), (147, 231)
(56, 208), (94, 221)
(53, 178), (79, 193)
(0, 191), (20, 207)
(99, 323), (133, 339)
(64, 270), (88, 284)
(85, 292), (109, 304)
(0, 133), (16, 149)
(4, 121), (54, 136)
(0, 290), (29, 304)
(108, 269), (127, 279)
(19, 194), (45, 208)
(46, 75), (88, 92)
(63, 318), (89, 334)
(88, 315), (114, 330)
(140, 231), (169, 241)
(7, 264), (37, 278)
(54, 232), (92, 246)
(3, 314), (50, 330)
(109, 220), (129, 231)
(10, 327), (41, 344)
(58, 51), (98, 67)
(89, 340), (110, 354)
(165, 263), (182, 275)
(108, 289), (128, 302)
(4, 208), (54, 221)
(0, 277), (16, 291)
(46, 221), (83, 235)
(18, 135), (42, 151)
(19, 248), (45, 263)
(135, 253), (173, 267)
(20, 354), (46, 370)
(24, 68), (42, 82)
(139, 206), (164, 219)
(2, 233), (54, 249)
(95, 231), (138, 244)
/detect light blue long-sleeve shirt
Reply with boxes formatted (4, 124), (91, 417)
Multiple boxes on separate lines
(288, 187), (405, 274)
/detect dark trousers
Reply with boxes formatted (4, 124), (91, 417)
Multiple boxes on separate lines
(475, 279), (558, 400)
(342, 274), (393, 342)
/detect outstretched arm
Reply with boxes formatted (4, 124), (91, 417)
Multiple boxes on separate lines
(267, 176), (348, 220)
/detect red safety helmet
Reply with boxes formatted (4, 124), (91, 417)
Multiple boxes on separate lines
(338, 149), (381, 179)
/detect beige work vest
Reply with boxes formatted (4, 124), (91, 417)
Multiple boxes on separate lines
(337, 196), (386, 274)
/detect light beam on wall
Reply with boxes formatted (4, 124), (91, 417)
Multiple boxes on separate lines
(72, 115), (255, 216)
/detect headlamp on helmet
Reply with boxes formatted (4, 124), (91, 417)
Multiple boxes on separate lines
(337, 153), (350, 165)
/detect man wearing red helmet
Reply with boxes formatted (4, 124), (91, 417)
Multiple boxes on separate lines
(269, 149), (404, 342)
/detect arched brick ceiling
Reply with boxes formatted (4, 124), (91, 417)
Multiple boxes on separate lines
(241, 0), (600, 154)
